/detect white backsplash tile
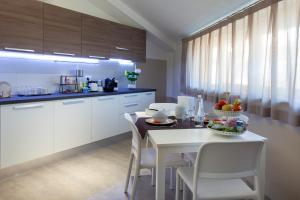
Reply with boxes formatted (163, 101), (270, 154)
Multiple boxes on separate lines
(0, 57), (134, 94)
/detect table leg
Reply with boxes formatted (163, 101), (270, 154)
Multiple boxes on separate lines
(156, 148), (166, 200)
(256, 143), (266, 200)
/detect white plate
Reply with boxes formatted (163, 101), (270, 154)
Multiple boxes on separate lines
(207, 127), (245, 136)
(145, 118), (176, 126)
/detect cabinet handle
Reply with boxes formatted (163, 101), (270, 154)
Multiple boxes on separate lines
(124, 94), (138, 98)
(4, 47), (35, 53)
(98, 97), (114, 101)
(89, 55), (107, 59)
(145, 93), (153, 95)
(13, 103), (44, 110)
(124, 103), (138, 107)
(53, 52), (75, 56)
(62, 99), (84, 105)
(115, 46), (129, 51)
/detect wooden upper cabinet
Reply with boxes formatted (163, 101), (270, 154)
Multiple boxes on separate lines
(0, 0), (43, 52)
(132, 29), (146, 63)
(110, 22), (136, 60)
(0, 1), (146, 61)
(110, 22), (146, 62)
(82, 15), (111, 59)
(43, 4), (82, 56)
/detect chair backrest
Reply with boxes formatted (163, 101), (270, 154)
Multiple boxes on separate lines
(124, 113), (142, 160)
(193, 141), (264, 180)
(177, 96), (195, 113)
(149, 103), (177, 115)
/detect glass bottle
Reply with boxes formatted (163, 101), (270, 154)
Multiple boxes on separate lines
(195, 95), (205, 126)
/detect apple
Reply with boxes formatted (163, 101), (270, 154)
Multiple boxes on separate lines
(233, 98), (241, 106)
(218, 99), (227, 107)
(214, 103), (222, 110)
(233, 104), (242, 111)
(222, 104), (233, 111)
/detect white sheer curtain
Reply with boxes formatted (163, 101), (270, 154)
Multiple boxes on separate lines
(184, 0), (300, 125)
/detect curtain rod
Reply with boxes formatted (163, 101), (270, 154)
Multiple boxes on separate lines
(183, 0), (282, 42)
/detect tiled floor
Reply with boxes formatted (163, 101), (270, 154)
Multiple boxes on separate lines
(0, 137), (186, 200)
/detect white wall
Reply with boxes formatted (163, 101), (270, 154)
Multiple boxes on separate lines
(146, 35), (178, 98)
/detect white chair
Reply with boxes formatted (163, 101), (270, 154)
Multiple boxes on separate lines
(176, 141), (264, 200)
(123, 113), (187, 200)
(177, 96), (196, 114)
(149, 103), (177, 117)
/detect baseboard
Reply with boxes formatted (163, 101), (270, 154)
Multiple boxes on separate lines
(0, 132), (131, 181)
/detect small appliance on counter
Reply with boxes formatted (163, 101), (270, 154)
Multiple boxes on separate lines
(103, 78), (118, 92)
(0, 81), (11, 98)
(88, 81), (98, 92)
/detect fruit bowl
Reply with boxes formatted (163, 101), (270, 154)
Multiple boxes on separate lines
(213, 109), (242, 117)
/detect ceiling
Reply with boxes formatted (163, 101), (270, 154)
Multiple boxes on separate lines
(119, 0), (257, 40)
(41, 0), (257, 50)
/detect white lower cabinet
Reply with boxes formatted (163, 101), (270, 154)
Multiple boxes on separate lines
(118, 92), (155, 133)
(91, 96), (119, 141)
(1, 102), (54, 168)
(54, 98), (91, 152)
(0, 91), (155, 168)
(141, 92), (155, 108)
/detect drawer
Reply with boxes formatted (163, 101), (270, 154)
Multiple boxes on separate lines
(120, 102), (141, 114)
(120, 93), (141, 104)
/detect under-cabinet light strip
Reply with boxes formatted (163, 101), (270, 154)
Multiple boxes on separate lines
(0, 51), (135, 65)
(0, 51), (99, 64)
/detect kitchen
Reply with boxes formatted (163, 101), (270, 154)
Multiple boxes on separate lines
(0, 0), (299, 200)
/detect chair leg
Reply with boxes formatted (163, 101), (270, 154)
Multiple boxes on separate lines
(175, 171), (180, 200)
(169, 167), (173, 189)
(145, 136), (149, 148)
(151, 168), (155, 186)
(124, 153), (134, 193)
(130, 159), (140, 200)
(188, 160), (192, 167)
(183, 183), (187, 200)
(180, 177), (183, 191)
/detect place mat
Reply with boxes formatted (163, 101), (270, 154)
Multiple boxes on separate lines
(135, 116), (206, 139)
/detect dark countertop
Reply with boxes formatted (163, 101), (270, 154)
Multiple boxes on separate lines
(0, 88), (156, 105)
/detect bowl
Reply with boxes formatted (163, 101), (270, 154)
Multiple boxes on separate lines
(152, 111), (168, 123)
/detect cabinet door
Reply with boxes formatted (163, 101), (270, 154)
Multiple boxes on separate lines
(119, 93), (144, 134)
(132, 29), (146, 63)
(141, 92), (155, 109)
(1, 102), (54, 168)
(54, 98), (91, 152)
(110, 22), (135, 60)
(43, 4), (82, 56)
(0, 0), (43, 52)
(82, 15), (111, 59)
(91, 96), (119, 141)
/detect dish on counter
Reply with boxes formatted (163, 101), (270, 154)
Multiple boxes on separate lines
(145, 118), (176, 126)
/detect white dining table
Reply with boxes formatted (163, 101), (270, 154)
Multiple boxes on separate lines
(148, 128), (267, 200)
